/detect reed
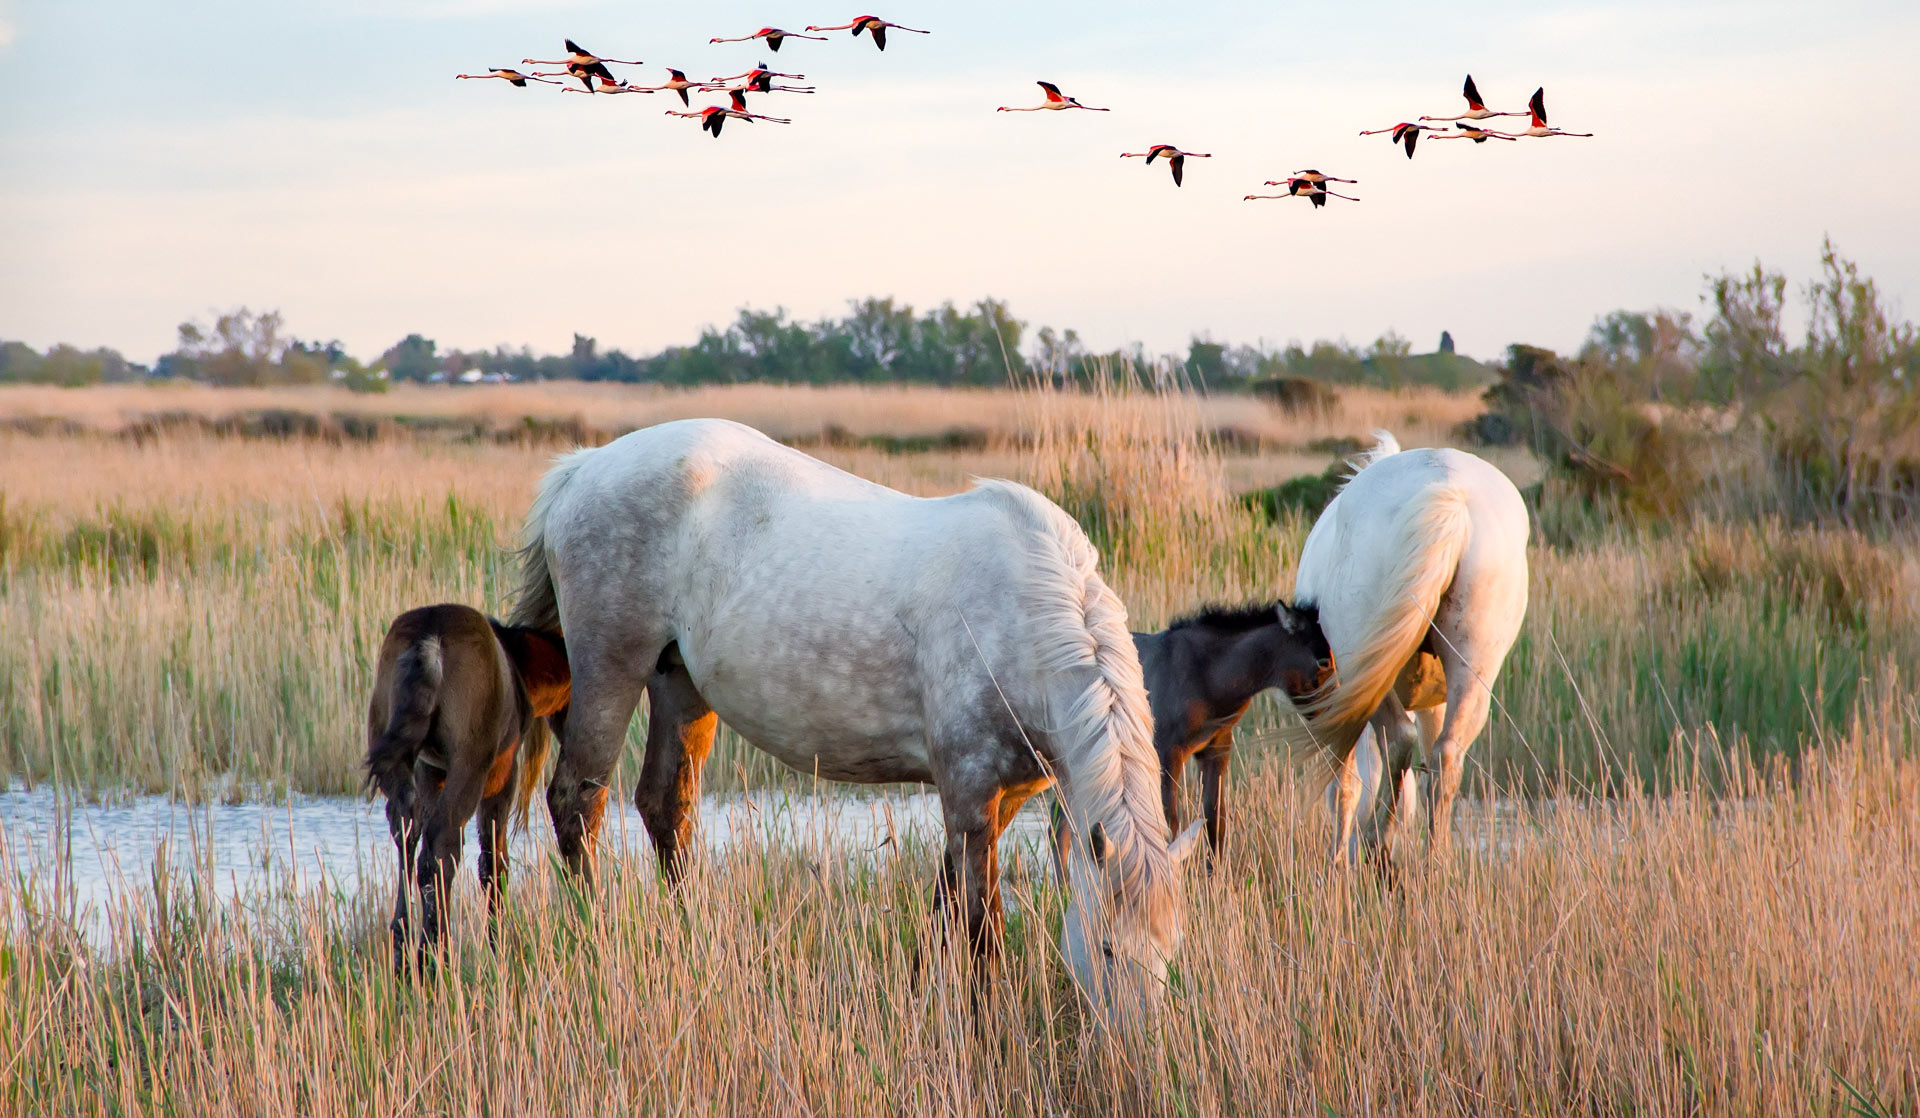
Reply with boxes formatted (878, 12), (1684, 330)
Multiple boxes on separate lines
(1, 684), (1913, 1114)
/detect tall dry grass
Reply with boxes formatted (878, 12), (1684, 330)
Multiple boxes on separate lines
(2, 685), (1914, 1114)
(1, 380), (1913, 797)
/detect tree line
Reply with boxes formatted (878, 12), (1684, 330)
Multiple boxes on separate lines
(2, 298), (1480, 393)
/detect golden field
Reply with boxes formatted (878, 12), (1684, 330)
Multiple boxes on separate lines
(1, 378), (1916, 1114)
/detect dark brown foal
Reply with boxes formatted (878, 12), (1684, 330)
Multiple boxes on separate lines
(363, 604), (570, 974)
(1053, 601), (1333, 872)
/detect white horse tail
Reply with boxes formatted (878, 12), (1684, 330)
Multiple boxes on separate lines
(1301, 479), (1469, 752)
(508, 445), (598, 632)
(1351, 428), (1402, 472)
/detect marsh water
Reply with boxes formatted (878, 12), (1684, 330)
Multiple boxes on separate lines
(0, 783), (1058, 946)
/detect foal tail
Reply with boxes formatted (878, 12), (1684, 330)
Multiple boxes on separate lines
(1299, 480), (1470, 754)
(363, 637), (444, 801)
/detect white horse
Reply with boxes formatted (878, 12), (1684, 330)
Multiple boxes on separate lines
(1293, 432), (1530, 860)
(508, 418), (1201, 1010)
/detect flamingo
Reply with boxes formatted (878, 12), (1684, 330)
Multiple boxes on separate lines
(711, 63), (805, 83)
(558, 76), (643, 95)
(629, 68), (713, 106)
(708, 27), (827, 52)
(454, 68), (558, 88)
(740, 69), (816, 94)
(1119, 145), (1211, 187)
(1430, 121), (1517, 143)
(522, 39), (642, 90)
(1280, 169), (1357, 187)
(1358, 121), (1447, 159)
(1419, 74), (1526, 123)
(1503, 87), (1594, 138)
(997, 81), (1109, 112)
(1245, 178), (1360, 207)
(666, 103), (792, 138)
(804, 16), (931, 51)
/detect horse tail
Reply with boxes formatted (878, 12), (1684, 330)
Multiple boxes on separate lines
(363, 637), (443, 802)
(509, 446), (596, 632)
(513, 717), (550, 832)
(1348, 428), (1402, 474)
(1299, 480), (1470, 754)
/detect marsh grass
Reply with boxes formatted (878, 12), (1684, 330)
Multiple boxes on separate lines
(2, 687), (1914, 1114)
(1, 381), (1914, 798)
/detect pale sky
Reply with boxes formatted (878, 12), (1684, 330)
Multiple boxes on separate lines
(2, 1), (1917, 365)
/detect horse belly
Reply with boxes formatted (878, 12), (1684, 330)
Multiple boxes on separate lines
(686, 629), (934, 786)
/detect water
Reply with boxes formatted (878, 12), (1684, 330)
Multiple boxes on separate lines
(0, 784), (1056, 946)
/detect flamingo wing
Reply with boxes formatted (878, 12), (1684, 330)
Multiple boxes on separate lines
(1170, 154), (1184, 187)
(1309, 190), (1327, 208)
(565, 38), (588, 55)
(1402, 128), (1419, 158)
(1462, 74), (1486, 111)
(872, 24), (886, 50)
(1529, 87), (1547, 128)
(1037, 81), (1065, 103)
(766, 30), (784, 50)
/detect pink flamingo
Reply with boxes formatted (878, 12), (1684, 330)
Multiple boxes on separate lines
(998, 81), (1109, 112)
(454, 68), (558, 88)
(1358, 121), (1447, 159)
(1245, 178), (1360, 207)
(803, 15), (931, 51)
(708, 27), (827, 52)
(521, 40), (642, 91)
(1419, 74), (1526, 123)
(1119, 144), (1211, 187)
(1430, 121), (1517, 143)
(1500, 88), (1594, 138)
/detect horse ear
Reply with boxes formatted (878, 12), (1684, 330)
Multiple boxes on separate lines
(1088, 822), (1110, 866)
(1169, 821), (1206, 866)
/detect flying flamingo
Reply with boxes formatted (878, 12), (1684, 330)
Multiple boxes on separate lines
(708, 27), (827, 52)
(522, 39), (642, 90)
(1502, 88), (1594, 138)
(1279, 169), (1357, 187)
(666, 103), (792, 138)
(804, 16), (931, 51)
(1419, 74), (1526, 123)
(629, 68), (712, 106)
(997, 81), (1109, 112)
(1358, 121), (1447, 159)
(559, 76), (643, 95)
(1119, 145), (1211, 187)
(454, 68), (558, 88)
(1245, 178), (1360, 207)
(1430, 121), (1517, 143)
(711, 63), (805, 83)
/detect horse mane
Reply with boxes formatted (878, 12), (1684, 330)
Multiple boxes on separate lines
(1166, 599), (1312, 635)
(971, 479), (1181, 949)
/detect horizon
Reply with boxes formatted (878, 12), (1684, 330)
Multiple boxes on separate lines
(2, 1), (1917, 366)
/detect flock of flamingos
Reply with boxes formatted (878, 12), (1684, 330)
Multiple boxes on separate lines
(455, 18), (1596, 205)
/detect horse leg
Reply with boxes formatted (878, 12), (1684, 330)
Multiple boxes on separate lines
(548, 655), (651, 884)
(1326, 741), (1367, 865)
(1425, 683), (1492, 861)
(1196, 729), (1233, 865)
(633, 661), (717, 887)
(1159, 748), (1189, 835)
(384, 782), (419, 976)
(933, 792), (1004, 972)
(416, 754), (489, 971)
(475, 751), (516, 944)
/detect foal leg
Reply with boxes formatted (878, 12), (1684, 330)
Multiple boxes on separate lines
(633, 663), (718, 887)
(548, 655), (651, 884)
(1196, 729), (1234, 864)
(416, 757), (490, 971)
(384, 785), (419, 976)
(475, 751), (517, 943)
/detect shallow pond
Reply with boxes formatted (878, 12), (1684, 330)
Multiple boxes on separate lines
(0, 783), (1058, 946)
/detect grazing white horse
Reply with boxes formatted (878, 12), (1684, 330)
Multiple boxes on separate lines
(508, 419), (1200, 1011)
(1293, 432), (1530, 860)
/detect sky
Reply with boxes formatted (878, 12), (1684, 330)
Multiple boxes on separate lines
(2, 0), (1918, 365)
